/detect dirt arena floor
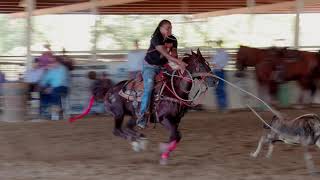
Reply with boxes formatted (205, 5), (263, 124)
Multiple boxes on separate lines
(0, 108), (320, 180)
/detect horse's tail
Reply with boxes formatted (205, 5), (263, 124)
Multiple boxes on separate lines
(68, 96), (95, 123)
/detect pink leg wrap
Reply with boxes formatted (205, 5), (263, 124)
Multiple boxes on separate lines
(161, 140), (177, 159)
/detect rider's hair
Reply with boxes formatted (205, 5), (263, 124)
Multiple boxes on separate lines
(152, 19), (171, 38)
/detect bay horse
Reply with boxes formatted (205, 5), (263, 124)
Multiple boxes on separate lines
(70, 49), (215, 164)
(236, 45), (319, 106)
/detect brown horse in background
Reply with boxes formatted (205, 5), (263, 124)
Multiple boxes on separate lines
(236, 45), (319, 106)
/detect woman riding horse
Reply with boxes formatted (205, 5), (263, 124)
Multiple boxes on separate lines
(136, 19), (187, 129)
(69, 49), (214, 164)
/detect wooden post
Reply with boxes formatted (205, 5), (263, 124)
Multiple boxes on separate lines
(26, 0), (34, 70)
(91, 0), (98, 61)
(294, 0), (304, 49)
(247, 0), (255, 46)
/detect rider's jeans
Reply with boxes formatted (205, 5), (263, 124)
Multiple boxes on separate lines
(139, 62), (161, 115)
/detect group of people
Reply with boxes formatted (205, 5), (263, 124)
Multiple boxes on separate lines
(24, 44), (72, 120)
(127, 19), (230, 129)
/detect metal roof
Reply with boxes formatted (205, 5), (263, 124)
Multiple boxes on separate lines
(1, 0), (320, 15)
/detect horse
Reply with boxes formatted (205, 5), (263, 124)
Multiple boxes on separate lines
(70, 49), (215, 164)
(236, 45), (319, 106)
(275, 48), (319, 104)
(235, 45), (282, 104)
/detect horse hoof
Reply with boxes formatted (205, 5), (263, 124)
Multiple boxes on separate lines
(131, 141), (141, 152)
(137, 137), (148, 151)
(159, 158), (168, 165)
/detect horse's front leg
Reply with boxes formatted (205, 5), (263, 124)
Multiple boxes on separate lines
(159, 117), (181, 165)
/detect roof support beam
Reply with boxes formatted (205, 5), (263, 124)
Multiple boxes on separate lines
(10, 0), (147, 18)
(192, 0), (320, 19)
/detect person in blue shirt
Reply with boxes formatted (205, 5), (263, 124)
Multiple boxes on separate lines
(0, 71), (5, 83)
(39, 57), (69, 120)
(211, 40), (229, 112)
(136, 19), (187, 129)
(0, 71), (5, 96)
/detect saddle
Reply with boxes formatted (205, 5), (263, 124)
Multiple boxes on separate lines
(280, 49), (300, 62)
(119, 71), (167, 102)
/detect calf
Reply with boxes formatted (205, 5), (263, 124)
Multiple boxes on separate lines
(251, 113), (320, 174)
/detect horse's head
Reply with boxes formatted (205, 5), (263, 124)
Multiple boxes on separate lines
(235, 46), (266, 77)
(182, 49), (217, 87)
(236, 45), (251, 72)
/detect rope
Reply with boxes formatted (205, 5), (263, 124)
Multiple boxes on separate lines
(164, 69), (208, 104)
(246, 104), (281, 134)
(192, 72), (283, 120)
(170, 70), (195, 102)
(291, 113), (320, 121)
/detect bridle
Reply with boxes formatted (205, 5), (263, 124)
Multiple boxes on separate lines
(161, 54), (213, 107)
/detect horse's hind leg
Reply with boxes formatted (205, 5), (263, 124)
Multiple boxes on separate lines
(111, 111), (134, 140)
(124, 118), (148, 152)
(125, 118), (145, 138)
(112, 114), (128, 139)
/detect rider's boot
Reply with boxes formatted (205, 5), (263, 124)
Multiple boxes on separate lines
(136, 113), (147, 129)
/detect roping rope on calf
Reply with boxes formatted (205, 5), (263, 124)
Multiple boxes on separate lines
(170, 70), (309, 137)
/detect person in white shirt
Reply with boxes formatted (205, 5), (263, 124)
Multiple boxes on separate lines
(127, 40), (145, 79)
(211, 40), (229, 112)
(24, 58), (45, 99)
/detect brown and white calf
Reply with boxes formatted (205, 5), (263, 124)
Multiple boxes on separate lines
(251, 113), (320, 174)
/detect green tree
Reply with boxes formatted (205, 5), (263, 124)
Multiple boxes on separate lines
(0, 15), (25, 55)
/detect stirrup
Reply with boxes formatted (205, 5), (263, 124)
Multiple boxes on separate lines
(136, 115), (147, 129)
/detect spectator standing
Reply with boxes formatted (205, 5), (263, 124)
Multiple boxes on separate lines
(24, 58), (45, 99)
(127, 40), (145, 79)
(211, 40), (229, 112)
(39, 57), (69, 120)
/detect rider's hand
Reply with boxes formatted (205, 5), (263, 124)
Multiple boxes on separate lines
(44, 88), (52, 94)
